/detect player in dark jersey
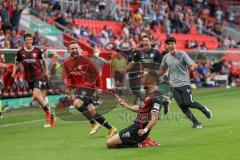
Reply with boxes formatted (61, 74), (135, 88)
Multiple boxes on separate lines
(124, 35), (171, 112)
(63, 41), (117, 137)
(12, 33), (56, 127)
(106, 70), (161, 148)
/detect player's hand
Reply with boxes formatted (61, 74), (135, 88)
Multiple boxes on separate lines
(121, 69), (127, 76)
(66, 90), (75, 100)
(118, 98), (128, 107)
(142, 68), (149, 75)
(11, 72), (16, 78)
(138, 129), (145, 136)
(5, 64), (9, 68)
(68, 93), (75, 101)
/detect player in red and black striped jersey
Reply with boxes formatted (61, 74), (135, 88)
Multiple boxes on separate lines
(63, 41), (117, 137)
(106, 70), (161, 148)
(12, 33), (56, 127)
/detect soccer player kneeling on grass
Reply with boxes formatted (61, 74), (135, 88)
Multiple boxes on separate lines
(106, 70), (161, 148)
(63, 41), (117, 137)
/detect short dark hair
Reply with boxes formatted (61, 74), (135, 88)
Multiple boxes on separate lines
(142, 35), (152, 41)
(68, 40), (78, 46)
(67, 41), (79, 50)
(165, 36), (176, 44)
(24, 33), (33, 40)
(143, 69), (158, 83)
(148, 70), (158, 80)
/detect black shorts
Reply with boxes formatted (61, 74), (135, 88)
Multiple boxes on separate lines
(114, 71), (124, 83)
(75, 87), (97, 106)
(119, 123), (149, 145)
(172, 85), (193, 106)
(28, 79), (48, 90)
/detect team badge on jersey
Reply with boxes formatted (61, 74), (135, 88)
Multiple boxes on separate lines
(32, 53), (37, 58)
(150, 53), (155, 58)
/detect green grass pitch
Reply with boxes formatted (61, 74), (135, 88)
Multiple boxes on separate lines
(0, 87), (240, 160)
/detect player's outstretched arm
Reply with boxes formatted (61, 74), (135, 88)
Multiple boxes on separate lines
(122, 61), (134, 74)
(118, 98), (139, 112)
(138, 111), (159, 136)
(0, 62), (9, 69)
(157, 67), (167, 76)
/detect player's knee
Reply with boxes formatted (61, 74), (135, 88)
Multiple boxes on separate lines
(32, 91), (41, 99)
(182, 102), (192, 107)
(179, 105), (188, 112)
(88, 107), (96, 116)
(73, 99), (83, 108)
(106, 139), (114, 148)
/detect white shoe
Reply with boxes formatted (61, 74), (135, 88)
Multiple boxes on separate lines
(89, 123), (100, 135)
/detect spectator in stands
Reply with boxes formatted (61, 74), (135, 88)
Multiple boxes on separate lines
(204, 72), (216, 87)
(122, 11), (131, 24)
(191, 67), (202, 88)
(221, 60), (232, 88)
(73, 25), (81, 38)
(89, 33), (98, 46)
(9, 30), (18, 49)
(0, 2), (9, 24)
(229, 36), (237, 48)
(198, 42), (208, 50)
(215, 7), (224, 23)
(186, 39), (198, 49)
(55, 12), (69, 31)
(99, 32), (109, 47)
(0, 30), (5, 47)
(196, 16), (203, 34)
(98, 0), (107, 14)
(10, 5), (23, 31)
(163, 14), (171, 34)
(223, 35), (231, 49)
(45, 3), (53, 16)
(228, 11), (236, 25)
(3, 39), (10, 48)
(211, 59), (224, 74)
(33, 30), (48, 46)
(19, 30), (25, 46)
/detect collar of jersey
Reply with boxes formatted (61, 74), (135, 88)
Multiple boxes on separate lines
(24, 46), (35, 52)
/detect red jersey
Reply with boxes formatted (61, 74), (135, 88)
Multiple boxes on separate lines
(135, 91), (162, 127)
(63, 55), (103, 89)
(15, 47), (45, 82)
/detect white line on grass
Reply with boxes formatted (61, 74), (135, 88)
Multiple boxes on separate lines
(0, 90), (240, 128)
(0, 119), (44, 128)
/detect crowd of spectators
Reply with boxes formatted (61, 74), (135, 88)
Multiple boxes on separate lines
(190, 59), (240, 88)
(30, 0), (240, 50)
(0, 0), (24, 49)
(1, 0), (240, 89)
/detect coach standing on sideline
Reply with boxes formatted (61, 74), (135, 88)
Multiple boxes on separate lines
(157, 37), (212, 128)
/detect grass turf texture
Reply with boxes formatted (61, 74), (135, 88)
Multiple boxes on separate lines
(0, 87), (240, 160)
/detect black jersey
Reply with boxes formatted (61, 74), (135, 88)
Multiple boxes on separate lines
(133, 48), (163, 71)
